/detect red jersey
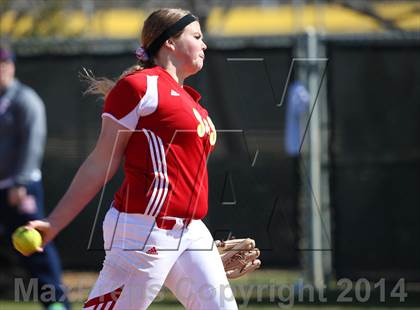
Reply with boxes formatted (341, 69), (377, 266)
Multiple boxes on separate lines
(102, 66), (216, 219)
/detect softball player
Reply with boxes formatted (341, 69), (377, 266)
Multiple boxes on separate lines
(28, 8), (238, 309)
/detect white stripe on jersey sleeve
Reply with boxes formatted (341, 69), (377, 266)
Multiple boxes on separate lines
(150, 133), (169, 217)
(143, 129), (160, 215)
(139, 75), (159, 116)
(142, 129), (170, 217)
(148, 131), (165, 217)
(101, 75), (159, 130)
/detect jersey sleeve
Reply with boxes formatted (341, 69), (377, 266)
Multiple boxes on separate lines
(102, 77), (145, 130)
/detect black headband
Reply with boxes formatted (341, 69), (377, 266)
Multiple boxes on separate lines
(146, 14), (197, 57)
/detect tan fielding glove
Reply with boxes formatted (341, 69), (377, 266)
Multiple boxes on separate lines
(215, 238), (261, 279)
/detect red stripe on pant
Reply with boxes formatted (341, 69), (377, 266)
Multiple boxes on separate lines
(83, 286), (123, 309)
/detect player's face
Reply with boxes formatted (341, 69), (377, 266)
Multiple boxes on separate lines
(172, 21), (207, 76)
(0, 60), (15, 90)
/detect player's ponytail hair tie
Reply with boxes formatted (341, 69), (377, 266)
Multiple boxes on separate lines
(135, 47), (150, 62)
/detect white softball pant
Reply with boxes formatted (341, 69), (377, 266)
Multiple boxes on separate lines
(83, 207), (238, 309)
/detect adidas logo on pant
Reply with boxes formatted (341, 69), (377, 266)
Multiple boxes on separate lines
(146, 247), (158, 255)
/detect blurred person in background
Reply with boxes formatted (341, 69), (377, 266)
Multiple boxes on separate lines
(0, 44), (69, 310)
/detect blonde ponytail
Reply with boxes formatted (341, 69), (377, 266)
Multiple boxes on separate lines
(80, 65), (144, 98)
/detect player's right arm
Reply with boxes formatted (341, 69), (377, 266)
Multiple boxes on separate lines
(27, 77), (143, 249)
(28, 115), (132, 248)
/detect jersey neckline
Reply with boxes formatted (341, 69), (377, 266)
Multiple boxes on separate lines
(152, 66), (202, 103)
